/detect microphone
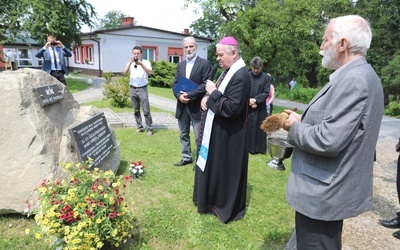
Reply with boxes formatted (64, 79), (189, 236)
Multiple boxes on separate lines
(209, 65), (219, 81)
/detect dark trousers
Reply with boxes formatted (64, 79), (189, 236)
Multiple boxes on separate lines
(295, 211), (343, 250)
(397, 154), (400, 204)
(177, 105), (200, 161)
(10, 62), (16, 70)
(50, 70), (66, 85)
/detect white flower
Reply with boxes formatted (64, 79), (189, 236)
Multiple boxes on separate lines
(138, 169), (144, 174)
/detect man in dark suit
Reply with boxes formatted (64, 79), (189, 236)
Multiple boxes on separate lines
(35, 35), (72, 85)
(172, 36), (212, 166)
(283, 15), (384, 249)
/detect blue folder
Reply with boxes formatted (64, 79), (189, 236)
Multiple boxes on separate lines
(173, 76), (199, 93)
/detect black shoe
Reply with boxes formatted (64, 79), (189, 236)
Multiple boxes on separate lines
(174, 159), (193, 166)
(379, 217), (400, 229)
(393, 230), (400, 240)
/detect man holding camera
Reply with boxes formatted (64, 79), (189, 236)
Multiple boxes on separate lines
(35, 35), (72, 85)
(123, 46), (154, 136)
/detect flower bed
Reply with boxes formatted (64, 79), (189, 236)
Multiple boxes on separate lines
(26, 160), (135, 249)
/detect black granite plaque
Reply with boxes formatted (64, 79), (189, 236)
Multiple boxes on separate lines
(33, 84), (64, 106)
(69, 113), (115, 167)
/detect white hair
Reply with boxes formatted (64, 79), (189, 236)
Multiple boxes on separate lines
(182, 36), (196, 46)
(330, 15), (372, 56)
(217, 44), (242, 57)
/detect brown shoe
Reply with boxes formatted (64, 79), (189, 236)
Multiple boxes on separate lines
(147, 131), (153, 136)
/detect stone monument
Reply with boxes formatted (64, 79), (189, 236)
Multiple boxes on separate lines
(0, 69), (120, 214)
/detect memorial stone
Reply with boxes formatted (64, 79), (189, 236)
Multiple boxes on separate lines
(0, 69), (120, 214)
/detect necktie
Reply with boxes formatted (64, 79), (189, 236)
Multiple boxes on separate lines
(53, 48), (58, 69)
(216, 70), (228, 88)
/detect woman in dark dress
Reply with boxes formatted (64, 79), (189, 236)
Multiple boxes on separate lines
(248, 56), (270, 154)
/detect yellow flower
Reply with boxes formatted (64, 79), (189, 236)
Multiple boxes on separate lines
(96, 218), (102, 224)
(65, 163), (72, 169)
(115, 243), (120, 247)
(25, 228), (30, 234)
(109, 197), (115, 205)
(35, 232), (42, 239)
(104, 193), (108, 199)
(98, 185), (103, 190)
(96, 242), (104, 248)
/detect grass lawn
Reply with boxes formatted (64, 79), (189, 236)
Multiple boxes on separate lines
(0, 83), (295, 249)
(66, 78), (90, 93)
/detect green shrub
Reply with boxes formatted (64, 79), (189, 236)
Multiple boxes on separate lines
(288, 85), (321, 103)
(71, 69), (82, 75)
(148, 60), (176, 88)
(385, 101), (400, 117)
(102, 75), (130, 108)
(275, 82), (321, 104)
(103, 71), (114, 84)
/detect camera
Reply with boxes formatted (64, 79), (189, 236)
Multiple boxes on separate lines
(134, 57), (139, 62)
(50, 42), (58, 46)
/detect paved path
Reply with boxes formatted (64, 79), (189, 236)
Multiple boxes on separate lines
(71, 79), (400, 141)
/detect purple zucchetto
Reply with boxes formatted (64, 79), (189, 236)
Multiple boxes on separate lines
(218, 36), (239, 46)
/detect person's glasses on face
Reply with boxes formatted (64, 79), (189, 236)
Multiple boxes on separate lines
(184, 45), (195, 49)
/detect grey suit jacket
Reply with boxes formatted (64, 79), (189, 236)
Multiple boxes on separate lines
(172, 57), (212, 120)
(286, 57), (384, 221)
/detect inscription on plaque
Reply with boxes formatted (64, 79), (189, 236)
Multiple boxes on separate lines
(33, 84), (64, 106)
(69, 113), (115, 167)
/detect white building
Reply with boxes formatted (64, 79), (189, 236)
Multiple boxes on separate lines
(68, 17), (212, 76)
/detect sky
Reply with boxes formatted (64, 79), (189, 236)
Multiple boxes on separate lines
(83, 0), (203, 33)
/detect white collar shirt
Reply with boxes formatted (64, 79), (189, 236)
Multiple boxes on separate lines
(185, 55), (197, 78)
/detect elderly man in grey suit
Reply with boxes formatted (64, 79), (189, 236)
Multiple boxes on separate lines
(172, 36), (212, 166)
(283, 15), (384, 249)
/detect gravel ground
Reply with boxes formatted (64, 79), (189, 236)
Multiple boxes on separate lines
(342, 137), (400, 249)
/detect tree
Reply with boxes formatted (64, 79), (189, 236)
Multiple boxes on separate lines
(96, 10), (131, 30)
(0, 0), (96, 48)
(189, 1), (224, 65)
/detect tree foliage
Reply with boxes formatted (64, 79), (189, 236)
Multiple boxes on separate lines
(0, 0), (96, 48)
(186, 0), (400, 100)
(96, 10), (131, 30)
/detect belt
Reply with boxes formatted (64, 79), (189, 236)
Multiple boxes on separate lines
(50, 70), (63, 73)
(130, 85), (146, 89)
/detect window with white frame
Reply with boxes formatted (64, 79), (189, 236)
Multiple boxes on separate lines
(169, 55), (180, 63)
(142, 48), (155, 60)
(17, 49), (32, 66)
(74, 47), (80, 63)
(88, 46), (93, 63)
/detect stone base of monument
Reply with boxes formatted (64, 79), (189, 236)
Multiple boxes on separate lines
(0, 69), (121, 214)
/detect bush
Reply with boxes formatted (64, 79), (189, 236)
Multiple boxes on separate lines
(148, 60), (176, 88)
(288, 85), (321, 103)
(102, 75), (130, 108)
(103, 72), (114, 84)
(71, 70), (82, 76)
(385, 101), (400, 117)
(275, 82), (321, 104)
(26, 160), (135, 249)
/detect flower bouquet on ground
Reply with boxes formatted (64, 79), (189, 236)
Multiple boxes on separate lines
(25, 159), (135, 249)
(129, 161), (145, 179)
